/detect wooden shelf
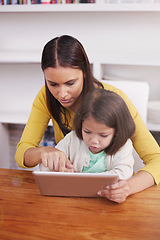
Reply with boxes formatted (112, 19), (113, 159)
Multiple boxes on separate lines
(89, 51), (160, 67)
(1, 49), (160, 66)
(0, 111), (53, 126)
(147, 122), (160, 132)
(1, 4), (160, 13)
(0, 50), (41, 63)
(0, 111), (30, 124)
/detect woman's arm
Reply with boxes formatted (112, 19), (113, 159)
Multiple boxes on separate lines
(128, 170), (155, 195)
(25, 146), (73, 172)
(15, 86), (63, 168)
(24, 147), (43, 167)
(98, 170), (155, 203)
(103, 82), (160, 185)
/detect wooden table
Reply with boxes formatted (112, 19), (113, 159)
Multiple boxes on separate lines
(0, 168), (160, 240)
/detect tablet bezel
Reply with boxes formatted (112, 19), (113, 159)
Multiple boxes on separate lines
(33, 171), (118, 198)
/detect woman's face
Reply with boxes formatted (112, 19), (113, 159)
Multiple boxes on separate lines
(44, 66), (84, 112)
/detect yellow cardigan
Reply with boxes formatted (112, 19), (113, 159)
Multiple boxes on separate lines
(15, 84), (160, 184)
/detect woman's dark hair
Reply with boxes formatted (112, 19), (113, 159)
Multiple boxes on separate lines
(74, 88), (135, 155)
(41, 35), (103, 136)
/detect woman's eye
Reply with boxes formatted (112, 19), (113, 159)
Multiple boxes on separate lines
(66, 81), (74, 86)
(50, 82), (58, 87)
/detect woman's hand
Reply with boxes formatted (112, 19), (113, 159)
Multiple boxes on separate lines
(97, 171), (155, 203)
(40, 146), (74, 172)
(97, 179), (130, 203)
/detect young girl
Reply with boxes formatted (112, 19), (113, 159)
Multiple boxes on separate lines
(40, 88), (135, 181)
(15, 35), (160, 203)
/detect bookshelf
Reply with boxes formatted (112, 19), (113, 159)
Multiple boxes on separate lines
(1, 3), (160, 12)
(0, 2), (160, 167)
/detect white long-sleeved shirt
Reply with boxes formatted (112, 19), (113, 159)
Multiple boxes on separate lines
(40, 131), (134, 180)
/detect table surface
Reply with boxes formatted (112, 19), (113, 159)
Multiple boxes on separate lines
(0, 168), (160, 240)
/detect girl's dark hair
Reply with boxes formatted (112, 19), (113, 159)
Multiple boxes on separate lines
(41, 35), (103, 136)
(74, 88), (135, 155)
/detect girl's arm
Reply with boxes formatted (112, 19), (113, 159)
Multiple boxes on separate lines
(98, 170), (155, 203)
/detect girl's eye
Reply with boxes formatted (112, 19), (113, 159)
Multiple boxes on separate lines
(84, 130), (91, 134)
(100, 135), (108, 138)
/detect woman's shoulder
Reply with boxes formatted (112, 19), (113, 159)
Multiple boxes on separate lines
(32, 85), (51, 116)
(102, 82), (137, 118)
(33, 85), (46, 104)
(36, 85), (46, 98)
(102, 82), (122, 95)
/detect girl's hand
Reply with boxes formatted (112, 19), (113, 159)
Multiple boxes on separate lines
(40, 146), (74, 172)
(97, 179), (130, 203)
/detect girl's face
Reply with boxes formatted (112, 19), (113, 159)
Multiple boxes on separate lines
(45, 67), (84, 112)
(82, 116), (115, 154)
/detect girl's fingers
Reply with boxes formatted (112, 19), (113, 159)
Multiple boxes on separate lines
(40, 147), (73, 172)
(47, 157), (54, 170)
(59, 157), (66, 172)
(65, 159), (74, 169)
(54, 158), (59, 171)
(64, 167), (74, 173)
(41, 152), (48, 168)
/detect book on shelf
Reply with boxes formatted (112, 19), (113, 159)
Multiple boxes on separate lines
(40, 0), (51, 3)
(79, 0), (95, 3)
(0, 0), (96, 3)
(66, 0), (95, 3)
(1, 0), (160, 4)
(1, 0), (33, 4)
(50, 0), (57, 3)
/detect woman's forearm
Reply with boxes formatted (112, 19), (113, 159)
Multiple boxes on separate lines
(24, 147), (43, 167)
(128, 170), (155, 196)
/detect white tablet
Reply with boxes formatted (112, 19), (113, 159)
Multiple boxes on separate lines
(33, 171), (118, 198)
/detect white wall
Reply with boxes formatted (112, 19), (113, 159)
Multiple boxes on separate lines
(102, 65), (160, 101)
(0, 11), (160, 101)
(0, 12), (160, 53)
(0, 63), (43, 113)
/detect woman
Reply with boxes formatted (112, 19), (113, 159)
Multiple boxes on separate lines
(15, 35), (160, 203)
